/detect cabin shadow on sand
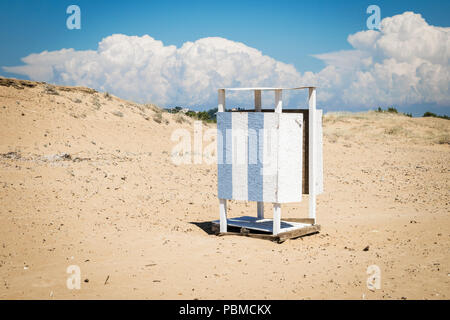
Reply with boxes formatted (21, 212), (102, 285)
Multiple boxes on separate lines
(190, 221), (216, 235)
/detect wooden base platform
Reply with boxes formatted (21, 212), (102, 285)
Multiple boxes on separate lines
(211, 216), (320, 243)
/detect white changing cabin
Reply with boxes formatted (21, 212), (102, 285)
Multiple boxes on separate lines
(213, 87), (323, 242)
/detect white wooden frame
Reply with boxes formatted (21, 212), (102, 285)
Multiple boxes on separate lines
(308, 87), (316, 221)
(218, 89), (227, 232)
(254, 90), (264, 220)
(217, 87), (318, 235)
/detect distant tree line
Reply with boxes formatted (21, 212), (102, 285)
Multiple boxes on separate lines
(164, 106), (246, 123)
(422, 111), (450, 120)
(375, 106), (412, 117)
(375, 107), (449, 120)
(164, 106), (219, 123)
(169, 105), (449, 122)
(185, 108), (218, 123)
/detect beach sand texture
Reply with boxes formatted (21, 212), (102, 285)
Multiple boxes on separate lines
(0, 78), (449, 299)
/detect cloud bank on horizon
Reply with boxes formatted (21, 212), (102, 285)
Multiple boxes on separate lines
(3, 11), (449, 110)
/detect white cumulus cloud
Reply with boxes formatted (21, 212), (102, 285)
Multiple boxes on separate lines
(311, 11), (449, 108)
(4, 35), (301, 107)
(4, 11), (450, 110)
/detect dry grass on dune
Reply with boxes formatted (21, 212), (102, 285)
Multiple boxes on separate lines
(323, 111), (450, 145)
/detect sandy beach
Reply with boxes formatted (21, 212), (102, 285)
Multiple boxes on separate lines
(0, 78), (449, 299)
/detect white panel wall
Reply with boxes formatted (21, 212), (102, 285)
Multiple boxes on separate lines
(262, 114), (279, 203)
(231, 112), (248, 201)
(315, 110), (324, 195)
(217, 111), (308, 203)
(277, 113), (303, 203)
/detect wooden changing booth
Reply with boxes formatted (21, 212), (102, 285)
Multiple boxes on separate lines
(212, 87), (323, 242)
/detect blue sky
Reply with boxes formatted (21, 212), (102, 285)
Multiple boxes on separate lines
(1, 0), (449, 115)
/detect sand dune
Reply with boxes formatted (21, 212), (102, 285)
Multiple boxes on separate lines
(0, 78), (449, 299)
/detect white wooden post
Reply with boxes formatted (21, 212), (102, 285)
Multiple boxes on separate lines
(308, 87), (316, 223)
(218, 89), (227, 232)
(219, 199), (227, 232)
(275, 89), (282, 113)
(273, 203), (281, 235)
(254, 90), (261, 112)
(254, 90), (264, 220)
(273, 89), (282, 235)
(218, 89), (225, 112)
